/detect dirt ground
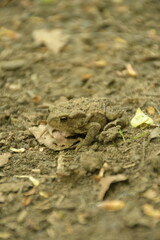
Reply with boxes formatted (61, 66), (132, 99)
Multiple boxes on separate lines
(0, 0), (160, 239)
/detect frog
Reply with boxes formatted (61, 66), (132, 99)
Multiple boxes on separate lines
(47, 97), (128, 150)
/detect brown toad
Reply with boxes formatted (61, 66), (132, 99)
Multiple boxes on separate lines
(47, 97), (128, 150)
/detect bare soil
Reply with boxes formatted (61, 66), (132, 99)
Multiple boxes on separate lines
(0, 0), (160, 239)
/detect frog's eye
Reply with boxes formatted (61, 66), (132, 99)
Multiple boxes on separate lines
(60, 116), (68, 122)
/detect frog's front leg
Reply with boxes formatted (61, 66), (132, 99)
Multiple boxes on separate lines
(76, 122), (101, 151)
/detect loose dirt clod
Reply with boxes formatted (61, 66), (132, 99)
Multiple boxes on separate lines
(80, 151), (104, 172)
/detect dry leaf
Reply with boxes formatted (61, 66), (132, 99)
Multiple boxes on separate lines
(95, 163), (109, 180)
(143, 189), (160, 203)
(24, 188), (36, 196)
(29, 124), (81, 150)
(98, 174), (127, 201)
(10, 147), (25, 153)
(130, 108), (154, 127)
(142, 204), (160, 220)
(81, 73), (94, 81)
(94, 60), (107, 67)
(0, 27), (21, 39)
(97, 200), (125, 211)
(0, 153), (11, 167)
(29, 176), (40, 186)
(15, 175), (40, 186)
(22, 196), (32, 206)
(31, 168), (41, 173)
(32, 29), (69, 54)
(123, 163), (136, 169)
(125, 64), (138, 77)
(32, 95), (42, 103)
(147, 106), (155, 115)
(39, 191), (49, 198)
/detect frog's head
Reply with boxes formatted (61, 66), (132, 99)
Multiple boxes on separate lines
(47, 106), (87, 134)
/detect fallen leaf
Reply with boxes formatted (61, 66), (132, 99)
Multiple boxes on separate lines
(81, 73), (94, 81)
(125, 63), (138, 77)
(24, 188), (36, 196)
(123, 163), (136, 169)
(0, 153), (11, 167)
(142, 204), (160, 220)
(31, 168), (41, 173)
(97, 174), (128, 201)
(32, 29), (69, 54)
(94, 60), (107, 67)
(28, 176), (40, 187)
(97, 200), (125, 211)
(143, 189), (160, 203)
(0, 27), (21, 39)
(15, 175), (40, 186)
(29, 124), (81, 150)
(130, 108), (154, 127)
(32, 95), (42, 103)
(39, 191), (50, 198)
(95, 163), (109, 180)
(10, 147), (25, 153)
(147, 106), (155, 115)
(22, 196), (32, 206)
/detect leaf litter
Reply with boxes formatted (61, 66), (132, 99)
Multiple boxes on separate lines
(32, 29), (69, 54)
(130, 108), (154, 127)
(97, 200), (125, 211)
(97, 174), (128, 201)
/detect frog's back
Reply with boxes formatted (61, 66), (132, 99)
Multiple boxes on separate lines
(51, 97), (113, 115)
(65, 97), (110, 113)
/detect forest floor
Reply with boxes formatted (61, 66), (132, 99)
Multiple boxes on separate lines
(0, 0), (160, 239)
